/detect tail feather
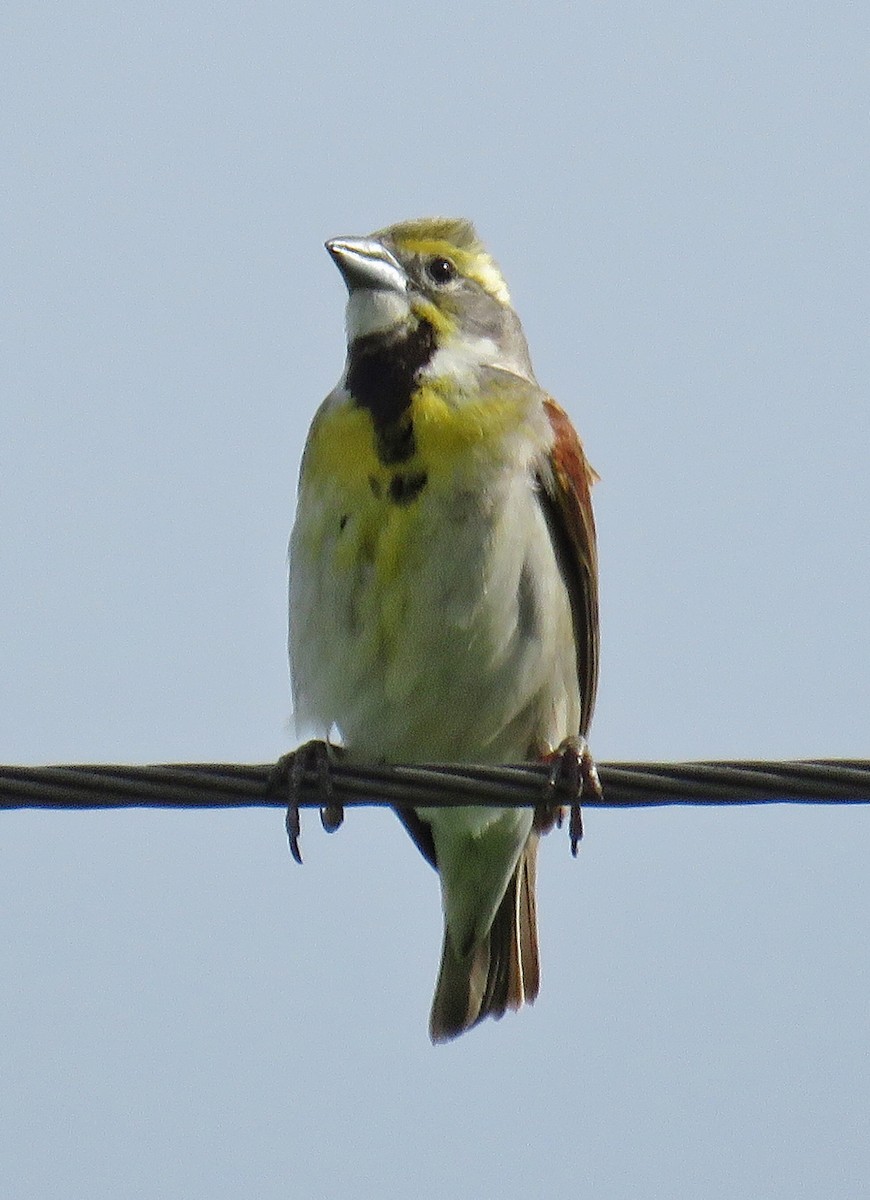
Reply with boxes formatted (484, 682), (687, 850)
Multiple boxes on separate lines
(429, 835), (540, 1042)
(517, 833), (540, 999)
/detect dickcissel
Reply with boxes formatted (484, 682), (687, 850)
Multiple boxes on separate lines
(288, 218), (599, 1042)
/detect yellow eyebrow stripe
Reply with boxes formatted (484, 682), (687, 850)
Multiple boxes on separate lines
(395, 237), (511, 305)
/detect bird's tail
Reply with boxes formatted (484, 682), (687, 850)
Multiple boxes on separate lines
(429, 834), (540, 1043)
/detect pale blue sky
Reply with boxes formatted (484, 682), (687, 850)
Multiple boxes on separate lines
(2, 2), (868, 1197)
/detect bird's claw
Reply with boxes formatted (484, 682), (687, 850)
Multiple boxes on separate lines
(319, 799), (344, 835)
(269, 740), (342, 864)
(544, 736), (603, 856)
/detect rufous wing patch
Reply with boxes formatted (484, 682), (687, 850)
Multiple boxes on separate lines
(537, 397), (600, 738)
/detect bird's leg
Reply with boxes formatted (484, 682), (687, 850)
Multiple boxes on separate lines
(542, 736), (603, 856)
(268, 740), (342, 864)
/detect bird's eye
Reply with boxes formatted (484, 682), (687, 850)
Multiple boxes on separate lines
(426, 257), (456, 285)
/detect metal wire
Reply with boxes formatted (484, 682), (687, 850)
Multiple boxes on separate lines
(2, 756), (870, 811)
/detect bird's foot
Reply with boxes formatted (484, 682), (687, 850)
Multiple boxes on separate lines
(541, 736), (603, 856)
(269, 740), (342, 864)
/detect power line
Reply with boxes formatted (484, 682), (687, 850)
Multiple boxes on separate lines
(2, 757), (870, 812)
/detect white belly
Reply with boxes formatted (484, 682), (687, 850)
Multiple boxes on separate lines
(289, 465), (580, 767)
(290, 454), (581, 947)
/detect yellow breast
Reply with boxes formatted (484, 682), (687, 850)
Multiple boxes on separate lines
(303, 381), (532, 491)
(296, 382), (536, 670)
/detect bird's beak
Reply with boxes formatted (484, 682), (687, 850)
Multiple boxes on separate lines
(326, 237), (407, 295)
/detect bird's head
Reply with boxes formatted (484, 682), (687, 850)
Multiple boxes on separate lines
(326, 217), (534, 382)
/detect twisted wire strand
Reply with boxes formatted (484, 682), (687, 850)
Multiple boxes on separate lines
(2, 757), (870, 811)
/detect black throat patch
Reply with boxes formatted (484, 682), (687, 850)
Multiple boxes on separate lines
(345, 319), (437, 464)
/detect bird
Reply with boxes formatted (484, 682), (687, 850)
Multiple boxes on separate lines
(287, 217), (599, 1042)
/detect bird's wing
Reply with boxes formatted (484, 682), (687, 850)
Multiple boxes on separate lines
(393, 805), (438, 868)
(535, 397), (600, 738)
